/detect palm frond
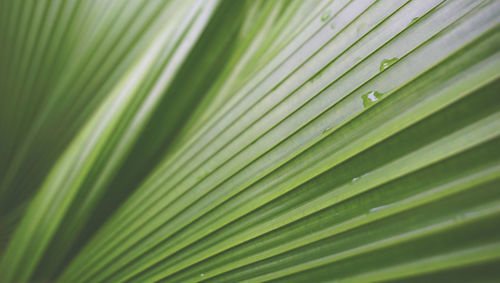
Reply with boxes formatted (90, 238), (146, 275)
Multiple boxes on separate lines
(0, 0), (499, 282)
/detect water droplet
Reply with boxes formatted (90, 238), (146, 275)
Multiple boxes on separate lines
(409, 17), (419, 25)
(352, 177), (360, 182)
(322, 126), (331, 135)
(361, 90), (384, 108)
(321, 10), (332, 22)
(379, 57), (398, 72)
(200, 273), (205, 277)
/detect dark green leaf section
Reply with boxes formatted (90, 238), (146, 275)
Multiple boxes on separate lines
(0, 0), (499, 282)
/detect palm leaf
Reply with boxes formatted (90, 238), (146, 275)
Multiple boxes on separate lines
(0, 0), (499, 282)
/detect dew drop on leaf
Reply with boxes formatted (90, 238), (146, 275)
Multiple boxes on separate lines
(379, 57), (399, 72)
(322, 126), (331, 136)
(321, 10), (332, 22)
(361, 90), (384, 108)
(410, 16), (420, 25)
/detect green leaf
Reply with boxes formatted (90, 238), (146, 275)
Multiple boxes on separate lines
(0, 0), (499, 282)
